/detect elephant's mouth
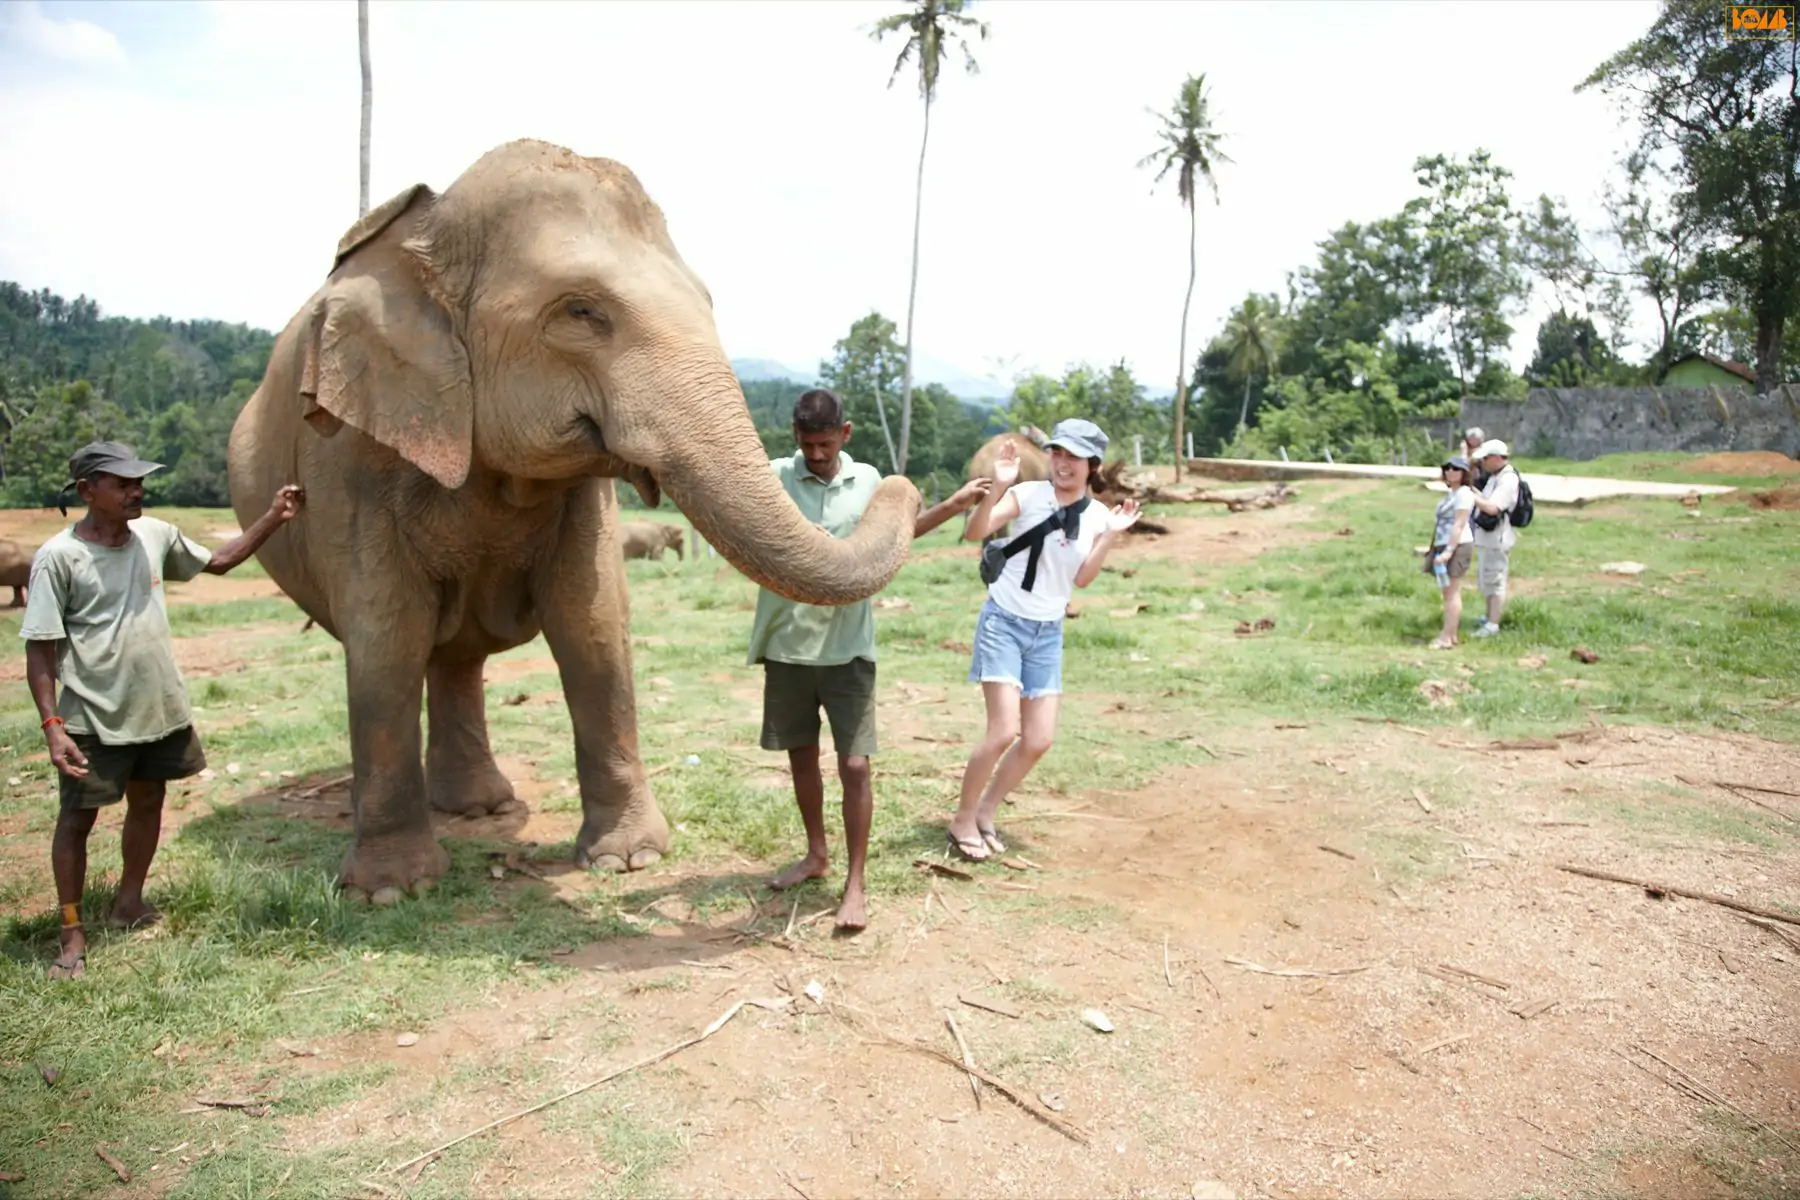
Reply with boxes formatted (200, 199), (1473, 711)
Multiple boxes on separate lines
(575, 415), (662, 507)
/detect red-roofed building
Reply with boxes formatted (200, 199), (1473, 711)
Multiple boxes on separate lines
(1657, 353), (1758, 388)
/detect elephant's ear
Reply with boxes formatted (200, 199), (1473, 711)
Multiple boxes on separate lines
(306, 187), (476, 490)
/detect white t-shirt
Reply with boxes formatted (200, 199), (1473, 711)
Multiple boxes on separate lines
(1474, 466), (1520, 552)
(986, 481), (1104, 621)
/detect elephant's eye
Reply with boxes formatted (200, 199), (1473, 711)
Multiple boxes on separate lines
(564, 299), (611, 332)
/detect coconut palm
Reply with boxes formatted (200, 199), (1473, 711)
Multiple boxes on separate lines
(1223, 294), (1280, 436)
(1139, 73), (1230, 481)
(358, 0), (372, 218)
(871, 0), (989, 475)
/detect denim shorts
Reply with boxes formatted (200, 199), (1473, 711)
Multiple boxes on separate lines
(967, 598), (1064, 699)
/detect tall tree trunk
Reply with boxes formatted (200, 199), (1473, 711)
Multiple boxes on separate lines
(1237, 370), (1252, 434)
(870, 359), (901, 475)
(358, 0), (372, 219)
(898, 95), (931, 477)
(1172, 203), (1196, 482)
(1754, 307), (1781, 395)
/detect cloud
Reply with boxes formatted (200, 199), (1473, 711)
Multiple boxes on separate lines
(0, 1), (127, 69)
(0, 0), (1670, 385)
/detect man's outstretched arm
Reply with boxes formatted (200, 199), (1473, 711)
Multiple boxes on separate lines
(915, 478), (992, 539)
(204, 485), (306, 575)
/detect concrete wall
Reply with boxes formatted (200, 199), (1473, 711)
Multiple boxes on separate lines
(1446, 384), (1800, 461)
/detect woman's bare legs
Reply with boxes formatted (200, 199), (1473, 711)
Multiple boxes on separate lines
(1433, 574), (1464, 648)
(949, 687), (1061, 854)
(948, 682), (1020, 856)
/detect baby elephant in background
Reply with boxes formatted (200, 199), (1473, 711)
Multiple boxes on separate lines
(619, 521), (684, 561)
(0, 537), (38, 607)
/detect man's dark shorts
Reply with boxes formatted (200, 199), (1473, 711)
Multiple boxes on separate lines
(760, 659), (878, 757)
(59, 726), (207, 813)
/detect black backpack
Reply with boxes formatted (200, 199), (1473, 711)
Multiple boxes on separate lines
(1473, 470), (1533, 532)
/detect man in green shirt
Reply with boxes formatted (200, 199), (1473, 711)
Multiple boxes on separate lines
(22, 441), (304, 979)
(751, 389), (989, 932)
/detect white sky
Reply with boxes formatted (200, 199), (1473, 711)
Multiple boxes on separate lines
(0, 0), (1663, 393)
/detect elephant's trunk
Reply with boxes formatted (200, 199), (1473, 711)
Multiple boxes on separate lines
(650, 371), (920, 607)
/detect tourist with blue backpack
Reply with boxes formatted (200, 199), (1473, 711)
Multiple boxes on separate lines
(1469, 439), (1534, 637)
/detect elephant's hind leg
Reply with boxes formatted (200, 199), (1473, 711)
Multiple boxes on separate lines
(426, 656), (518, 816)
(338, 581), (451, 899)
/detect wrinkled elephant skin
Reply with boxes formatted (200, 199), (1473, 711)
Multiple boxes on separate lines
(228, 139), (921, 897)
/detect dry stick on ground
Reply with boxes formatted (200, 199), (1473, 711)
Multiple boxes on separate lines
(1318, 844), (1357, 861)
(1413, 1031), (1474, 1056)
(1412, 788), (1434, 814)
(944, 1010), (981, 1109)
(1617, 1045), (1800, 1156)
(1437, 963), (1511, 991)
(95, 1146), (130, 1184)
(1163, 936), (1174, 989)
(1558, 864), (1800, 928)
(1741, 914), (1800, 954)
(828, 1004), (1088, 1144)
(391, 1001), (749, 1174)
(1225, 957), (1374, 978)
(1676, 775), (1797, 823)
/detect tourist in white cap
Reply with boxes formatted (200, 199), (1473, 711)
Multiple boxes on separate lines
(1469, 439), (1519, 637)
(947, 418), (1140, 861)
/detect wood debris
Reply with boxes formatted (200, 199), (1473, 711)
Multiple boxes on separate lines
(94, 1146), (130, 1184)
(1558, 863), (1800, 927)
(960, 993), (1023, 1020)
(1224, 957), (1373, 978)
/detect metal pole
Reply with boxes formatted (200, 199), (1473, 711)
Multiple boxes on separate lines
(1186, 432), (1194, 460)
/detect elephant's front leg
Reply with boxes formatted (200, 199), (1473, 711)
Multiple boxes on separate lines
(338, 582), (451, 899)
(426, 656), (519, 816)
(536, 500), (669, 872)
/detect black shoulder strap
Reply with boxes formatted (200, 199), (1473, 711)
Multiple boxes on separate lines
(999, 496), (1091, 592)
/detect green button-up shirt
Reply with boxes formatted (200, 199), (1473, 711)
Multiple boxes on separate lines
(746, 450), (883, 667)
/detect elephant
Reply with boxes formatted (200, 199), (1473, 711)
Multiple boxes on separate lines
(963, 427), (1050, 539)
(0, 537), (36, 607)
(619, 520), (684, 561)
(228, 139), (921, 899)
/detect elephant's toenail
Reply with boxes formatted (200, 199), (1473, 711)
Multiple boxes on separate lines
(342, 886), (371, 905)
(371, 886), (405, 906)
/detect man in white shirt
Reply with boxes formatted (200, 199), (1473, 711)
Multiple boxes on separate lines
(1469, 439), (1519, 638)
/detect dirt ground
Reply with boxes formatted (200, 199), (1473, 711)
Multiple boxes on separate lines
(226, 720), (1800, 1200)
(13, 492), (1799, 1199)
(1687, 451), (1800, 477)
(1749, 483), (1800, 512)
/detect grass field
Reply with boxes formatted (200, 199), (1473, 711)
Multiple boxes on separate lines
(2, 461), (1797, 1199)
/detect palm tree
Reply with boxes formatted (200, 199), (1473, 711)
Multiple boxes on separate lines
(1223, 294), (1279, 436)
(871, 0), (989, 476)
(358, 0), (372, 218)
(1139, 73), (1229, 482)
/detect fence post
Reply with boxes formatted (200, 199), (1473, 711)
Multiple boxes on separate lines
(1323, 446), (1334, 465)
(1186, 432), (1194, 460)
(1279, 446), (1289, 462)
(1133, 436), (1142, 468)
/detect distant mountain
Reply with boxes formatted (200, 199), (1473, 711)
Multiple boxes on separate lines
(730, 357), (816, 384)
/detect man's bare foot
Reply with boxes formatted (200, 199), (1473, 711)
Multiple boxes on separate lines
(834, 885), (868, 933)
(48, 928), (86, 980)
(107, 900), (162, 930)
(769, 854), (828, 891)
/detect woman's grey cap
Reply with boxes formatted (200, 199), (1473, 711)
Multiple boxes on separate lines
(1044, 418), (1109, 460)
(66, 441), (164, 489)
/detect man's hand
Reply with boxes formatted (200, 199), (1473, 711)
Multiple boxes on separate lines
(1435, 548), (1453, 565)
(948, 477), (993, 512)
(267, 485), (305, 522)
(46, 725), (88, 779)
(1103, 499), (1142, 534)
(993, 440), (1021, 487)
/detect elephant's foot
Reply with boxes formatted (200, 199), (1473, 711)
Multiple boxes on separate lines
(574, 802), (670, 873)
(427, 757), (518, 816)
(339, 831), (451, 901)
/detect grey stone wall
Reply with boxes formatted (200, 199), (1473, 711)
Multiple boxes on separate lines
(1442, 385), (1800, 461)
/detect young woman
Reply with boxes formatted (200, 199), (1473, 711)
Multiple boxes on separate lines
(1427, 455), (1476, 650)
(946, 418), (1140, 862)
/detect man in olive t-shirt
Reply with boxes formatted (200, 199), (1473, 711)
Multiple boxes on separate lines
(749, 390), (989, 933)
(21, 441), (304, 979)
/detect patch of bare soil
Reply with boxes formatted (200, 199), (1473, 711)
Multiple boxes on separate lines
(253, 719), (1800, 1199)
(1749, 482), (1800, 511)
(164, 572), (290, 604)
(0, 621), (295, 685)
(1688, 451), (1800, 476)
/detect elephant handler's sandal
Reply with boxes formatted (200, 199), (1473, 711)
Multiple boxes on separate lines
(946, 832), (991, 863)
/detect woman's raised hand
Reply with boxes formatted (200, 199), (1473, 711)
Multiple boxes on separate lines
(994, 439), (1021, 487)
(1104, 499), (1142, 534)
